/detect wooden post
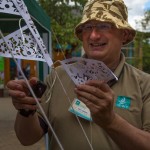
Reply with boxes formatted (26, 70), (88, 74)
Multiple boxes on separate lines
(4, 58), (10, 85)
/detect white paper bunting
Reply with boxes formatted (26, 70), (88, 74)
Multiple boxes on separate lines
(0, 25), (49, 61)
(0, 0), (20, 16)
(0, 0), (53, 66)
(60, 57), (118, 85)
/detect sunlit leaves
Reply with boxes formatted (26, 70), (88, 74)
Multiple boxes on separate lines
(38, 0), (86, 51)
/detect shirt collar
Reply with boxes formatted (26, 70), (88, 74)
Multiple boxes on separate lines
(113, 52), (125, 80)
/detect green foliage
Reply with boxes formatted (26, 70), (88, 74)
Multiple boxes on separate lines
(135, 10), (150, 73)
(142, 38), (150, 73)
(141, 10), (150, 31)
(38, 0), (86, 52)
(141, 10), (150, 73)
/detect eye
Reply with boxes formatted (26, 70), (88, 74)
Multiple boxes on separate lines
(83, 24), (93, 31)
(97, 24), (112, 30)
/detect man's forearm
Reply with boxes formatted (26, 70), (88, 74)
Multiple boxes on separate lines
(104, 114), (150, 150)
(15, 112), (44, 146)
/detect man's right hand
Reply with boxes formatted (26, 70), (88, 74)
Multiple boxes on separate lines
(7, 77), (39, 111)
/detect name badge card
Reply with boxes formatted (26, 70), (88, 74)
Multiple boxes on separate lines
(69, 98), (92, 121)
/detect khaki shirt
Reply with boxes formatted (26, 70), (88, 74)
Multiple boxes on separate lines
(41, 54), (150, 150)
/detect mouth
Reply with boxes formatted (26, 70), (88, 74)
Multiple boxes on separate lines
(89, 42), (107, 49)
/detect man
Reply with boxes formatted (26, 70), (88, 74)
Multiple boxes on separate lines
(7, 0), (150, 149)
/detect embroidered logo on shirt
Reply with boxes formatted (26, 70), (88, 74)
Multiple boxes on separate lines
(115, 96), (131, 110)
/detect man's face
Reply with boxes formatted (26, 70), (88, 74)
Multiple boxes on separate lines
(81, 21), (127, 65)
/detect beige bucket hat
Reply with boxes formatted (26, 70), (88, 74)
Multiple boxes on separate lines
(75, 0), (136, 45)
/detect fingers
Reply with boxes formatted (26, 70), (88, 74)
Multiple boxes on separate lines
(7, 79), (29, 95)
(76, 94), (100, 112)
(74, 80), (114, 111)
(7, 77), (38, 94)
(7, 78), (38, 97)
(7, 78), (40, 111)
(13, 96), (39, 105)
(12, 96), (41, 110)
(12, 99), (38, 110)
(85, 80), (110, 92)
(75, 86), (101, 105)
(8, 89), (26, 99)
(7, 79), (26, 91)
(29, 77), (38, 86)
(75, 80), (114, 105)
(74, 80), (115, 127)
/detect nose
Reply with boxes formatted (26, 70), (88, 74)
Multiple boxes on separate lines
(89, 28), (102, 40)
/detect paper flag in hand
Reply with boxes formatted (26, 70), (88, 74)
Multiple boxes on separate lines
(60, 57), (118, 85)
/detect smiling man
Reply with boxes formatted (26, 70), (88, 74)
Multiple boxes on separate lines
(75, 0), (135, 70)
(7, 0), (150, 150)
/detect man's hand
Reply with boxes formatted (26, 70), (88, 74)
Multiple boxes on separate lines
(74, 80), (115, 127)
(7, 77), (39, 111)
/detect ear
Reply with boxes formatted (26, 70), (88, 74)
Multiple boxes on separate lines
(122, 29), (130, 44)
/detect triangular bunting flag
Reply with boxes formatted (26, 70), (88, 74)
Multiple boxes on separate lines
(0, 25), (48, 62)
(0, 0), (53, 66)
(0, 0), (20, 16)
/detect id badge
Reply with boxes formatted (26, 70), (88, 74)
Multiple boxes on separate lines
(69, 98), (92, 121)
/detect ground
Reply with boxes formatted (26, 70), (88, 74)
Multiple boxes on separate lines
(0, 97), (46, 150)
